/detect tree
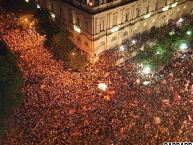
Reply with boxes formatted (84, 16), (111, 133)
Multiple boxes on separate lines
(51, 28), (73, 60)
(68, 50), (87, 71)
(0, 40), (23, 136)
(34, 9), (59, 39)
(134, 17), (193, 71)
(51, 28), (87, 71)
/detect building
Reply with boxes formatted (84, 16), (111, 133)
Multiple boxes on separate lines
(36, 0), (193, 63)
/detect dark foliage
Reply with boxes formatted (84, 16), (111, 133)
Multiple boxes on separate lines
(34, 9), (59, 39)
(0, 0), (36, 13)
(0, 40), (23, 136)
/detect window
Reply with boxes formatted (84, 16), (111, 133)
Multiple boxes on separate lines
(155, 2), (159, 10)
(85, 41), (89, 46)
(50, 0), (54, 11)
(125, 9), (129, 22)
(111, 36), (117, 42)
(68, 8), (72, 22)
(146, 6), (149, 13)
(85, 20), (88, 31)
(100, 0), (105, 4)
(77, 36), (81, 43)
(123, 31), (128, 38)
(99, 41), (105, 47)
(69, 32), (73, 38)
(164, 0), (167, 6)
(76, 17), (80, 26)
(99, 19), (104, 32)
(84, 41), (89, 49)
(60, 7), (62, 17)
(136, 8), (140, 17)
(112, 13), (117, 26)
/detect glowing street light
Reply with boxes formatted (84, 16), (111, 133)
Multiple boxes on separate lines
(71, 52), (76, 56)
(178, 18), (183, 23)
(143, 81), (151, 86)
(37, 4), (41, 9)
(24, 18), (28, 22)
(169, 29), (175, 35)
(25, 0), (29, 2)
(155, 50), (160, 55)
(140, 46), (144, 51)
(187, 31), (192, 35)
(131, 39), (136, 45)
(143, 66), (151, 74)
(179, 43), (188, 51)
(119, 45), (125, 51)
(50, 12), (55, 18)
(98, 83), (108, 92)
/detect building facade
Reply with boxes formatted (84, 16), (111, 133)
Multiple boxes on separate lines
(37, 0), (193, 63)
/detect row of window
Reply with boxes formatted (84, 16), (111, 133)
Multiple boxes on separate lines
(63, 0), (179, 33)
(97, 0), (179, 32)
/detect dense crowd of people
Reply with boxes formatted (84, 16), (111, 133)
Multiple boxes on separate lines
(1, 8), (193, 144)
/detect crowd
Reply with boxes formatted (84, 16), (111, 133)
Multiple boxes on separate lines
(1, 7), (193, 145)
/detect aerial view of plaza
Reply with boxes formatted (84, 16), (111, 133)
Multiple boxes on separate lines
(0, 0), (193, 144)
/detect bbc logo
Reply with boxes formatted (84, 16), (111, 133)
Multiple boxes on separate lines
(164, 142), (193, 145)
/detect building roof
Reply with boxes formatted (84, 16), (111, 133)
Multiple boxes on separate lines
(63, 0), (137, 14)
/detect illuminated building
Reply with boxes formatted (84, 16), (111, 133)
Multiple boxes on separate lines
(36, 0), (193, 63)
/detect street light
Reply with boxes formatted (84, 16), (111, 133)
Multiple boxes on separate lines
(178, 18), (183, 23)
(50, 12), (55, 18)
(187, 31), (192, 35)
(37, 4), (41, 9)
(98, 83), (108, 92)
(155, 50), (160, 55)
(179, 43), (188, 51)
(143, 66), (151, 74)
(119, 45), (125, 51)
(143, 81), (151, 86)
(131, 39), (136, 45)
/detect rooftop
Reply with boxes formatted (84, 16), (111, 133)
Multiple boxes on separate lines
(64, 0), (137, 14)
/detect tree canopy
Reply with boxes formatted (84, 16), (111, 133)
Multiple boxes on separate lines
(0, 40), (23, 136)
(34, 9), (59, 39)
(51, 28), (87, 71)
(135, 19), (193, 71)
